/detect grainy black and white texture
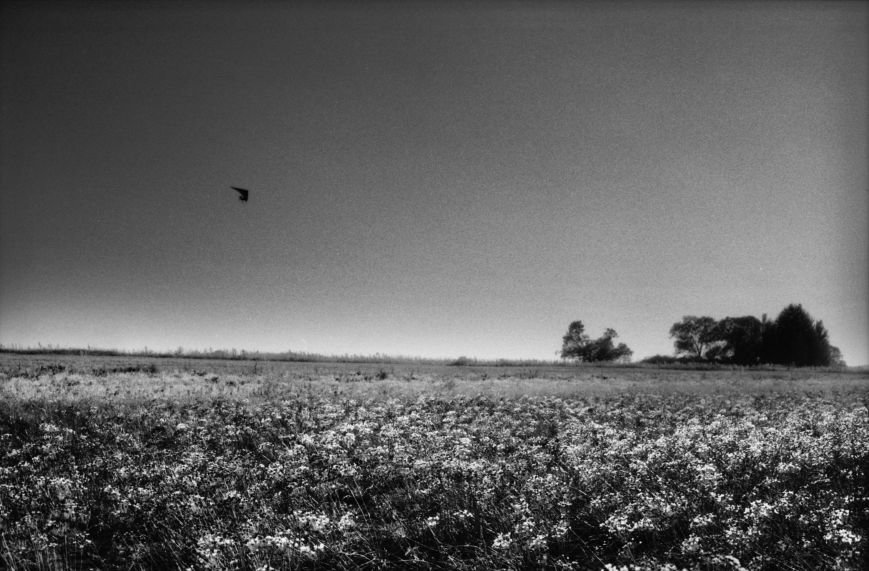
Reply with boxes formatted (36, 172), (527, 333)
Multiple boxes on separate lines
(1, 1), (866, 364)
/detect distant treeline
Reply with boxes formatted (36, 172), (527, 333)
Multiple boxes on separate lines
(0, 345), (440, 364)
(0, 345), (562, 368)
(1, 304), (847, 369)
(653, 303), (845, 367)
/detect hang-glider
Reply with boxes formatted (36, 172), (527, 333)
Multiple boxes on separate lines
(231, 186), (249, 202)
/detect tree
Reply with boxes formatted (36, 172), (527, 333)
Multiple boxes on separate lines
(560, 321), (590, 360)
(709, 316), (764, 365)
(810, 321), (831, 366)
(760, 314), (778, 364)
(669, 316), (718, 360)
(587, 328), (633, 363)
(767, 304), (833, 366)
(561, 321), (633, 363)
(665, 305), (840, 367)
(829, 345), (846, 367)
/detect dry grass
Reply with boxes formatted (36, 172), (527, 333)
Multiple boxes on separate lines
(2, 354), (864, 404)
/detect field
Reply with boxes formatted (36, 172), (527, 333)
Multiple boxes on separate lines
(1, 354), (867, 570)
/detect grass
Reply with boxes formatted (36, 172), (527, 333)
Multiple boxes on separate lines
(1, 355), (867, 570)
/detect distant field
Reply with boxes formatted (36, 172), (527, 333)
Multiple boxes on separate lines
(2, 353), (865, 402)
(1, 354), (867, 569)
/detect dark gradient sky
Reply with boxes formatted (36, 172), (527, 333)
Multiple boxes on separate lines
(1, 1), (867, 364)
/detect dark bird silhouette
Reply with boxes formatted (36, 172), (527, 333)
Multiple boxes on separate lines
(231, 186), (249, 202)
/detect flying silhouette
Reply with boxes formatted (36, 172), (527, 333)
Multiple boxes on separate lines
(231, 186), (249, 202)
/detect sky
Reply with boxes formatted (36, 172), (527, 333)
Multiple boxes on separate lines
(1, 1), (867, 364)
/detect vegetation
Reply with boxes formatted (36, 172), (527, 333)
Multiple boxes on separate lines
(669, 317), (719, 361)
(0, 344), (448, 365)
(4, 302), (842, 370)
(3, 357), (865, 570)
(707, 316), (764, 365)
(668, 304), (844, 367)
(560, 321), (633, 363)
(762, 304), (840, 367)
(0, 346), (566, 370)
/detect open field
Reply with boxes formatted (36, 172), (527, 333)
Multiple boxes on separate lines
(1, 355), (867, 570)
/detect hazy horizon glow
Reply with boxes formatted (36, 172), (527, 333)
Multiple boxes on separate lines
(2, 2), (867, 364)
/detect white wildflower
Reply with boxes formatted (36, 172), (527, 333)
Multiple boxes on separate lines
(492, 532), (512, 550)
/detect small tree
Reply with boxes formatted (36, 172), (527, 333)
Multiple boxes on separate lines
(588, 328), (633, 363)
(669, 316), (718, 360)
(560, 321), (590, 360)
(829, 345), (846, 367)
(561, 322), (632, 363)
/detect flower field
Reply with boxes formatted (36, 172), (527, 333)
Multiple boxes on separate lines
(1, 357), (867, 570)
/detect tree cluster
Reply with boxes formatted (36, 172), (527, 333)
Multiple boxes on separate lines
(560, 321), (633, 363)
(669, 304), (844, 367)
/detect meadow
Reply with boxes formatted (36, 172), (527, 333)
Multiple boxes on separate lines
(1, 354), (867, 570)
